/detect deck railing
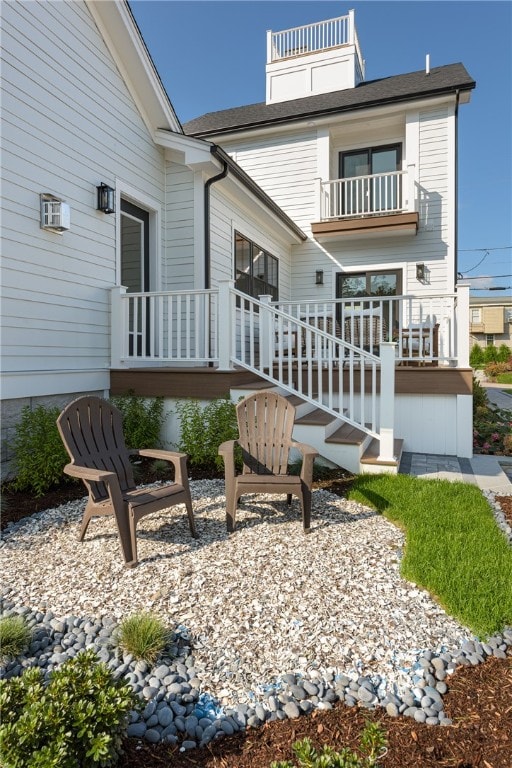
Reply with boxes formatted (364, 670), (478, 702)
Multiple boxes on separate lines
(321, 171), (408, 219)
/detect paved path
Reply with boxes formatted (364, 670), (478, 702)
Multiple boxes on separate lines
(400, 452), (512, 493)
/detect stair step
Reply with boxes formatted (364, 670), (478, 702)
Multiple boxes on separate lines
(325, 422), (368, 445)
(295, 407), (336, 427)
(361, 438), (404, 467)
(234, 379), (277, 391)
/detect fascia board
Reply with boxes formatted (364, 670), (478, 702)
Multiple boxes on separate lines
(86, 0), (181, 135)
(154, 129), (219, 172)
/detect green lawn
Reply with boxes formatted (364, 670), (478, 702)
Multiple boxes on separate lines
(347, 474), (512, 637)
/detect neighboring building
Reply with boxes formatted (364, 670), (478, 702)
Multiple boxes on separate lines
(470, 297), (512, 350)
(1, 1), (476, 478)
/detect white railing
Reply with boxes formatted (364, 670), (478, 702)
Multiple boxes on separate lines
(111, 286), (218, 366)
(321, 171), (407, 219)
(271, 15), (350, 60)
(275, 294), (457, 365)
(229, 287), (396, 449)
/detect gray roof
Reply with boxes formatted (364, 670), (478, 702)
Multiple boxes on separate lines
(184, 63), (475, 137)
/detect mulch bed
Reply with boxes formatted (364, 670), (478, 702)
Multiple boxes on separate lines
(2, 466), (511, 767)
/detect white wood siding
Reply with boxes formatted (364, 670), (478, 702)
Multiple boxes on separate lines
(1, 0), (166, 398)
(163, 162), (196, 290)
(218, 103), (454, 304)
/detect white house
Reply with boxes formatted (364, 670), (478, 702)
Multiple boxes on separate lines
(0, 1), (475, 479)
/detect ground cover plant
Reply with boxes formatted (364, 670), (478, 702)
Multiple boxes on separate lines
(0, 648), (136, 767)
(271, 721), (387, 767)
(347, 473), (512, 636)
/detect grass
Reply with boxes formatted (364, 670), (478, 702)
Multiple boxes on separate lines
(115, 612), (170, 664)
(0, 615), (32, 662)
(496, 373), (512, 385)
(347, 474), (512, 638)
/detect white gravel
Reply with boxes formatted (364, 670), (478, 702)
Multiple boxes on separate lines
(1, 480), (471, 704)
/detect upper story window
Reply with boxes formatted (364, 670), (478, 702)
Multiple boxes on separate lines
(234, 232), (278, 301)
(486, 334), (495, 346)
(470, 308), (482, 323)
(338, 144), (402, 216)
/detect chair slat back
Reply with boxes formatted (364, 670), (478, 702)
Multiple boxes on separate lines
(236, 392), (296, 475)
(57, 396), (135, 500)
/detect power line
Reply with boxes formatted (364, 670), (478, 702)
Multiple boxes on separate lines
(459, 246), (512, 252)
(462, 274), (512, 280)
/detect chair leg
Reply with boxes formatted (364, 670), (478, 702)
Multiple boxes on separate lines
(225, 476), (238, 533)
(286, 493), (292, 505)
(78, 503), (95, 541)
(185, 499), (198, 538)
(300, 487), (311, 534)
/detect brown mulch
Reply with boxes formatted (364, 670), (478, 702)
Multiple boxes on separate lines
(1, 467), (511, 767)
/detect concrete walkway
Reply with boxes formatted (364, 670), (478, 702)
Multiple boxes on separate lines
(400, 452), (512, 494)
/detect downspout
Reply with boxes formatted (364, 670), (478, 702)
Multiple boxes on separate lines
(454, 89), (460, 290)
(204, 156), (228, 289)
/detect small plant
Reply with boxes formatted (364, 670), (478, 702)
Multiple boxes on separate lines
(10, 404), (71, 496)
(470, 343), (485, 369)
(0, 615), (32, 662)
(473, 376), (488, 412)
(176, 396), (240, 471)
(110, 391), (165, 449)
(0, 649), (136, 767)
(271, 722), (387, 768)
(115, 612), (170, 663)
(151, 458), (171, 479)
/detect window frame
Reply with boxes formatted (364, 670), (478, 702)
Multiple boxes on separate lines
(234, 232), (279, 301)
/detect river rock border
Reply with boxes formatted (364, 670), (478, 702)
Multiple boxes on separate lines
(1, 596), (511, 751)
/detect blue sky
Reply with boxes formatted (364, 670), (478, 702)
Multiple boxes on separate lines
(130, 1), (512, 296)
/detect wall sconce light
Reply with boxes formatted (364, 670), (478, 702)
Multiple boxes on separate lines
(40, 194), (71, 232)
(416, 262), (426, 281)
(315, 269), (324, 285)
(97, 183), (115, 214)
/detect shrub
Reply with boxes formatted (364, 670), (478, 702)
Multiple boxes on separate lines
(175, 397), (240, 471)
(0, 649), (136, 767)
(10, 404), (70, 497)
(110, 392), (165, 449)
(473, 405), (512, 455)
(0, 615), (32, 662)
(484, 358), (512, 381)
(497, 344), (512, 363)
(115, 612), (170, 664)
(470, 343), (485, 368)
(271, 721), (387, 768)
(473, 376), (488, 413)
(483, 344), (499, 364)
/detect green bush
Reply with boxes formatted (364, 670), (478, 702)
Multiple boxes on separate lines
(10, 405), (70, 497)
(473, 376), (488, 413)
(483, 344), (499, 364)
(497, 344), (512, 363)
(175, 397), (240, 471)
(114, 612), (170, 664)
(0, 615), (32, 662)
(0, 649), (136, 767)
(470, 343), (485, 368)
(110, 392), (164, 449)
(271, 722), (387, 768)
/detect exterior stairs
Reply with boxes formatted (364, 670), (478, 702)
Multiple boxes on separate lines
(228, 378), (403, 476)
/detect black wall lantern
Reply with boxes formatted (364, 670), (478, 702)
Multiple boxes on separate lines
(416, 262), (426, 281)
(315, 269), (324, 285)
(97, 183), (115, 214)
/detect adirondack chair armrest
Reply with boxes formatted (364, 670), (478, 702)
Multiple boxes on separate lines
(137, 449), (189, 487)
(63, 463), (117, 484)
(218, 439), (239, 475)
(291, 441), (318, 482)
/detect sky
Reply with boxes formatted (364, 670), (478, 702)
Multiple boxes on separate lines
(130, 0), (512, 296)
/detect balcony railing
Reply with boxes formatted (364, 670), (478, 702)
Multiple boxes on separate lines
(321, 171), (407, 220)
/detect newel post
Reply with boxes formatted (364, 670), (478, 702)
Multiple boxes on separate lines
(456, 282), (470, 368)
(259, 294), (273, 370)
(111, 286), (127, 368)
(217, 280), (235, 371)
(378, 342), (396, 462)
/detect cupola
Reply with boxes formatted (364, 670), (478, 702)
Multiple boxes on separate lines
(266, 9), (365, 105)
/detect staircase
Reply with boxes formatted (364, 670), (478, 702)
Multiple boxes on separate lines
(228, 377), (403, 476)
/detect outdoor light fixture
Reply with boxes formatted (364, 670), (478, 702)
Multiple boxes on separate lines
(315, 269), (324, 285)
(97, 183), (115, 214)
(416, 262), (426, 281)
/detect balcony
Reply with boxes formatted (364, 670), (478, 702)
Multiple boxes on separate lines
(312, 169), (419, 240)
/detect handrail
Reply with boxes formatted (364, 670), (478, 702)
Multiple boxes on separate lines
(270, 15), (350, 61)
(229, 287), (384, 440)
(321, 171), (406, 219)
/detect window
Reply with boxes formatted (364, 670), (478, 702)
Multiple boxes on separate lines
(486, 334), (495, 347)
(336, 269), (402, 330)
(470, 308), (482, 324)
(339, 144), (402, 215)
(234, 232), (278, 301)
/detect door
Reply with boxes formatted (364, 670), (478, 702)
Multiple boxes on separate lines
(336, 270), (402, 344)
(121, 200), (150, 355)
(340, 145), (401, 215)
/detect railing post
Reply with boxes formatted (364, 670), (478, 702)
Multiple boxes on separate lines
(455, 282), (470, 368)
(315, 177), (323, 221)
(111, 286), (127, 368)
(378, 342), (396, 462)
(259, 294), (273, 370)
(407, 164), (416, 212)
(348, 9), (355, 45)
(217, 280), (234, 371)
